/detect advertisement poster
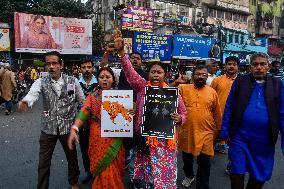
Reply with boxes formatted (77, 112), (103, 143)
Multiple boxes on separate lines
(122, 6), (154, 32)
(173, 35), (214, 59)
(123, 38), (133, 54)
(0, 29), (10, 51)
(0, 52), (11, 64)
(133, 32), (172, 62)
(101, 90), (133, 138)
(142, 87), (178, 139)
(14, 12), (92, 54)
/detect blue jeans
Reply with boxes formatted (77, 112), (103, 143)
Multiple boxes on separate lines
(5, 101), (12, 112)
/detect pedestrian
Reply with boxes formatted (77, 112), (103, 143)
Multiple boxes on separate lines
(178, 64), (222, 189)
(68, 67), (126, 189)
(219, 53), (284, 189)
(206, 59), (218, 85)
(101, 44), (148, 183)
(77, 58), (98, 184)
(268, 60), (284, 80)
(112, 29), (187, 188)
(18, 51), (85, 189)
(0, 64), (17, 115)
(30, 66), (38, 83)
(211, 56), (239, 154)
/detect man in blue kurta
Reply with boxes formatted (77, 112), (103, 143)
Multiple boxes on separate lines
(220, 53), (284, 189)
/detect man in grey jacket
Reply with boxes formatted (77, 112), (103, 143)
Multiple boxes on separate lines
(19, 51), (85, 189)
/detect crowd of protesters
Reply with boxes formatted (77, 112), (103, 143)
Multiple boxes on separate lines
(1, 28), (283, 189)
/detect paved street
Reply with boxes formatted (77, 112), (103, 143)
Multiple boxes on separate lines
(0, 100), (284, 189)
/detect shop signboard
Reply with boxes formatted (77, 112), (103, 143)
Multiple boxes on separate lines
(122, 6), (154, 32)
(173, 35), (214, 59)
(133, 32), (172, 62)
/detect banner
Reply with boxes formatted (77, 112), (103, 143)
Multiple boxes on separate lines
(133, 32), (172, 62)
(122, 6), (154, 32)
(123, 38), (133, 54)
(0, 29), (10, 51)
(101, 90), (133, 138)
(173, 35), (214, 59)
(142, 87), (178, 139)
(14, 12), (92, 54)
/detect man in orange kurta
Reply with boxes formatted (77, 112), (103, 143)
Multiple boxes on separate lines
(211, 56), (239, 154)
(178, 65), (222, 189)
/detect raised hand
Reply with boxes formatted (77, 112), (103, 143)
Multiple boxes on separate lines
(112, 28), (125, 56)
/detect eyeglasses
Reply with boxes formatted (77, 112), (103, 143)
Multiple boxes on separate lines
(251, 62), (268, 68)
(46, 61), (60, 65)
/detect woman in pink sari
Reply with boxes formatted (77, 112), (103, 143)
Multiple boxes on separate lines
(111, 30), (187, 188)
(21, 15), (57, 49)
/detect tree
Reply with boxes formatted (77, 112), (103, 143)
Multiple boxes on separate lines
(92, 21), (105, 55)
(0, 0), (92, 24)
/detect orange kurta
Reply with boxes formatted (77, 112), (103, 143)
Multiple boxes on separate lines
(210, 74), (236, 115)
(178, 84), (222, 156)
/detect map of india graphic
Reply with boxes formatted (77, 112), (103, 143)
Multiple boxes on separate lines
(102, 101), (132, 126)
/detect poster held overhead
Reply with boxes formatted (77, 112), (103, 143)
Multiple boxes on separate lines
(142, 87), (178, 139)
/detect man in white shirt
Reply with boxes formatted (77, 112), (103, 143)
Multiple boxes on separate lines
(19, 51), (85, 189)
(206, 59), (218, 85)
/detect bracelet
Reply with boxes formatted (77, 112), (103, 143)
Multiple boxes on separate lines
(71, 125), (79, 133)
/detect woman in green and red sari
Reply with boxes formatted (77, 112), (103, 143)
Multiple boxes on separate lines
(68, 67), (125, 189)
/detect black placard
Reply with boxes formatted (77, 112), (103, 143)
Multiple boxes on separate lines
(142, 87), (178, 139)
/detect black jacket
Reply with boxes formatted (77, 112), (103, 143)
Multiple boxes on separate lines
(229, 74), (282, 145)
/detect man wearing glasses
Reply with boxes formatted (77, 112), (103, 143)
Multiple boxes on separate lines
(178, 64), (222, 189)
(18, 51), (85, 189)
(220, 53), (284, 189)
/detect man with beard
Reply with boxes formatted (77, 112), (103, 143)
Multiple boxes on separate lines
(18, 51), (84, 189)
(178, 64), (222, 189)
(220, 53), (284, 189)
(78, 59), (98, 184)
(211, 56), (239, 154)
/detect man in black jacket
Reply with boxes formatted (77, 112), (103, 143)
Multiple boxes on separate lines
(220, 53), (284, 189)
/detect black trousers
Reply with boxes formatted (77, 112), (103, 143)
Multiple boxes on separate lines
(79, 127), (90, 172)
(182, 151), (211, 189)
(37, 131), (80, 189)
(230, 174), (265, 189)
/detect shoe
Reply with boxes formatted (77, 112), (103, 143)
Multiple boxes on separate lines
(215, 144), (227, 154)
(71, 183), (80, 189)
(81, 172), (92, 184)
(5, 110), (11, 115)
(182, 177), (195, 187)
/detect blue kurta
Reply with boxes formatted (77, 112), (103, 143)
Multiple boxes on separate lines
(220, 81), (284, 182)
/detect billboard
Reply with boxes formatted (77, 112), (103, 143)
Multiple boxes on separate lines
(133, 32), (172, 62)
(0, 28), (10, 51)
(173, 35), (214, 59)
(122, 6), (154, 32)
(14, 12), (92, 54)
